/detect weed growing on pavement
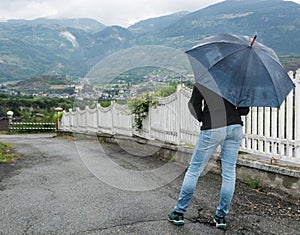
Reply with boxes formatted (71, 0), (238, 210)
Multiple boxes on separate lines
(0, 142), (18, 163)
(168, 155), (175, 162)
(245, 176), (260, 189)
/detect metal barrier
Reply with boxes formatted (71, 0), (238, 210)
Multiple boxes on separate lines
(9, 122), (56, 131)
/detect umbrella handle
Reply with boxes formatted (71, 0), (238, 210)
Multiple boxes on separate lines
(250, 35), (257, 47)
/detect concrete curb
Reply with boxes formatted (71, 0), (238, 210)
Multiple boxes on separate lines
(58, 131), (300, 198)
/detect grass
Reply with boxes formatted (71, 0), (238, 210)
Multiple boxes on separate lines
(168, 155), (175, 162)
(245, 177), (260, 189)
(0, 142), (18, 163)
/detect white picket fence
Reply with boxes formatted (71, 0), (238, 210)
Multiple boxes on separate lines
(61, 70), (300, 164)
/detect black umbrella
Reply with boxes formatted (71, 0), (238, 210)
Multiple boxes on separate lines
(186, 34), (295, 107)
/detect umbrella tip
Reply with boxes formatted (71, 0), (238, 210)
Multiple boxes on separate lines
(250, 35), (257, 47)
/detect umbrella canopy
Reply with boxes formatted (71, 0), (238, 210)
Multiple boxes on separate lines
(185, 34), (295, 107)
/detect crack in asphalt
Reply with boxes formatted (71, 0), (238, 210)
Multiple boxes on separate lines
(71, 218), (168, 234)
(23, 221), (34, 235)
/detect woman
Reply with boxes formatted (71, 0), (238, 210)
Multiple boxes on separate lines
(168, 84), (249, 230)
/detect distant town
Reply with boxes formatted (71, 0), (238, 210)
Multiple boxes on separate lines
(0, 72), (193, 102)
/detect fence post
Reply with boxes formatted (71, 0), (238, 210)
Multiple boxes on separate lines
(6, 111), (14, 132)
(111, 101), (115, 134)
(286, 73), (294, 158)
(294, 70), (300, 158)
(69, 108), (73, 131)
(177, 84), (182, 145)
(148, 104), (152, 140)
(55, 107), (63, 131)
(96, 104), (100, 131)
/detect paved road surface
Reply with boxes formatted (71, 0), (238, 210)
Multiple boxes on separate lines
(0, 134), (299, 235)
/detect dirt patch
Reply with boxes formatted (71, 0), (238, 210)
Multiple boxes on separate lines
(194, 173), (300, 234)
(0, 162), (17, 190)
(0, 143), (51, 191)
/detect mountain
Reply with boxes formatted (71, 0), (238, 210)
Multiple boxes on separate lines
(84, 26), (136, 65)
(0, 22), (135, 82)
(137, 0), (300, 54)
(0, 23), (89, 81)
(128, 11), (188, 35)
(5, 18), (105, 32)
(0, 0), (299, 83)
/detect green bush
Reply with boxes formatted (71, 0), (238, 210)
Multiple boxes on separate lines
(127, 93), (157, 130)
(53, 111), (63, 121)
(100, 100), (111, 108)
(154, 84), (177, 97)
(126, 85), (179, 130)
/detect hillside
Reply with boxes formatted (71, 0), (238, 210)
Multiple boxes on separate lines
(0, 23), (135, 82)
(128, 11), (188, 34)
(137, 0), (300, 54)
(5, 18), (105, 32)
(0, 0), (299, 83)
(10, 75), (75, 95)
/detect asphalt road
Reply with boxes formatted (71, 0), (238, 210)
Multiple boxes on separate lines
(0, 134), (299, 235)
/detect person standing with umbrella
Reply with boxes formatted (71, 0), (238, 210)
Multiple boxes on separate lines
(168, 83), (249, 230)
(168, 34), (294, 230)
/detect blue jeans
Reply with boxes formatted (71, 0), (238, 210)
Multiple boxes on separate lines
(174, 124), (243, 217)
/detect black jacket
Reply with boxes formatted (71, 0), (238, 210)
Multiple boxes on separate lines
(188, 84), (249, 130)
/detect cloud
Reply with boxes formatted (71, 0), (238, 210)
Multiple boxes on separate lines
(59, 31), (79, 48)
(0, 0), (224, 26)
(0, 0), (58, 19)
(0, 0), (299, 27)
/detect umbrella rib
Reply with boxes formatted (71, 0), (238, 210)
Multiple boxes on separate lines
(258, 51), (287, 72)
(253, 51), (281, 106)
(237, 50), (252, 106)
(206, 46), (248, 71)
(205, 45), (250, 106)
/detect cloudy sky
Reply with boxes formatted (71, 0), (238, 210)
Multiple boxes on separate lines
(0, 0), (299, 27)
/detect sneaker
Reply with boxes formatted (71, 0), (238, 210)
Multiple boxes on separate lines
(168, 210), (185, 226)
(213, 214), (227, 230)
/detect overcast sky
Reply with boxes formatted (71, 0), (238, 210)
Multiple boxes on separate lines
(0, 0), (299, 27)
